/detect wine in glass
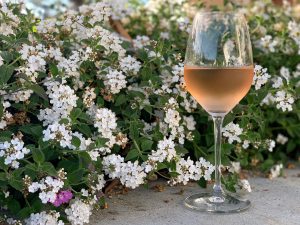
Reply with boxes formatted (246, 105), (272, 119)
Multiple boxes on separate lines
(184, 11), (254, 213)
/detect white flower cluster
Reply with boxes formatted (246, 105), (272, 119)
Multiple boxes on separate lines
(42, 122), (73, 148)
(288, 21), (300, 54)
(222, 122), (243, 144)
(38, 80), (78, 126)
(82, 87), (96, 108)
(276, 133), (288, 145)
(25, 211), (64, 225)
(0, 3), (20, 36)
(168, 157), (215, 185)
(92, 107), (117, 147)
(88, 147), (111, 161)
(164, 98), (186, 144)
(229, 161), (241, 174)
(28, 176), (65, 204)
(65, 199), (92, 225)
(79, 1), (111, 25)
(0, 137), (30, 169)
(57, 50), (81, 79)
(0, 101), (12, 130)
(269, 164), (283, 179)
(238, 179), (252, 193)
(252, 65), (270, 90)
(19, 44), (47, 82)
(274, 90), (294, 112)
(89, 26), (126, 58)
(133, 35), (151, 49)
(119, 55), (142, 75)
(257, 35), (278, 53)
(102, 154), (146, 189)
(102, 68), (127, 94)
(146, 137), (177, 169)
(4, 89), (33, 103)
(108, 0), (134, 20)
(265, 139), (276, 152)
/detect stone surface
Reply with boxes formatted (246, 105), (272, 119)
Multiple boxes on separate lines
(90, 168), (300, 225)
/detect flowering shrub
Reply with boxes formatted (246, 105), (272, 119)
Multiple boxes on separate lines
(0, 0), (299, 224)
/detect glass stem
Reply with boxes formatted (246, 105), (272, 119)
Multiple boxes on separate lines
(212, 116), (224, 197)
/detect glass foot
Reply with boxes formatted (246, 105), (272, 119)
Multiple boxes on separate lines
(184, 192), (251, 213)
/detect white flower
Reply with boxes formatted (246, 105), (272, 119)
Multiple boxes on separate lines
(223, 122), (243, 144)
(119, 55), (141, 75)
(4, 90), (33, 103)
(0, 54), (3, 66)
(108, 0), (134, 20)
(258, 35), (278, 53)
(276, 134), (288, 145)
(102, 69), (127, 94)
(288, 21), (300, 54)
(42, 122), (73, 148)
(92, 108), (117, 147)
(269, 164), (283, 179)
(25, 211), (64, 225)
(38, 80), (78, 126)
(274, 90), (294, 112)
(252, 65), (270, 90)
(242, 140), (250, 149)
(183, 115), (196, 131)
(28, 176), (64, 204)
(261, 93), (275, 106)
(88, 147), (111, 161)
(65, 199), (92, 225)
(82, 87), (96, 108)
(266, 139), (276, 152)
(133, 35), (151, 49)
(102, 154), (146, 189)
(164, 108), (181, 128)
(238, 179), (252, 192)
(229, 162), (241, 174)
(272, 77), (283, 88)
(152, 137), (177, 162)
(0, 137), (30, 169)
(79, 1), (111, 25)
(280, 67), (290, 83)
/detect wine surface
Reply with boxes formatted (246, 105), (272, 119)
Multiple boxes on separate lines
(184, 66), (254, 115)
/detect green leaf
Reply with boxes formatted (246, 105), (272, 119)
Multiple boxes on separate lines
(70, 108), (82, 121)
(115, 94), (127, 106)
(156, 162), (167, 170)
(40, 162), (57, 176)
(8, 178), (23, 191)
(141, 139), (153, 151)
(28, 84), (48, 100)
(197, 177), (207, 188)
(125, 148), (140, 161)
(49, 63), (59, 76)
(68, 168), (85, 185)
(0, 65), (14, 84)
(0, 97), (3, 118)
(31, 147), (45, 164)
(129, 121), (139, 139)
(19, 124), (43, 137)
(17, 207), (33, 219)
(71, 136), (81, 148)
(175, 145), (189, 155)
(0, 172), (6, 181)
(7, 199), (21, 214)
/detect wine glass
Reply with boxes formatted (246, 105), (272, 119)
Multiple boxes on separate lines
(184, 11), (254, 213)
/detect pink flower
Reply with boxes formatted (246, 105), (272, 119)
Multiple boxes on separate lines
(52, 190), (73, 207)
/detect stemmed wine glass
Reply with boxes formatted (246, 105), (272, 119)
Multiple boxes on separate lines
(184, 11), (254, 213)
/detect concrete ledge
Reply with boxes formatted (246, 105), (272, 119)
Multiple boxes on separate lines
(91, 168), (300, 225)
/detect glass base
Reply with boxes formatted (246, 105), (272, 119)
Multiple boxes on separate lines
(184, 192), (251, 213)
